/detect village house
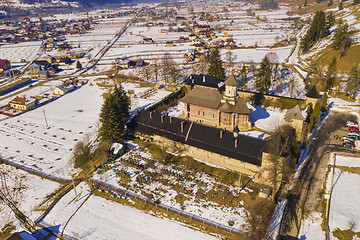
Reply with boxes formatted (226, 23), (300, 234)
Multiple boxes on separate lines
(53, 84), (75, 96)
(9, 96), (36, 111)
(0, 59), (11, 73)
(181, 75), (252, 131)
(37, 70), (50, 79)
(42, 54), (56, 64)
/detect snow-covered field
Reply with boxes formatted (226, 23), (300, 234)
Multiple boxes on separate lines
(41, 182), (218, 240)
(329, 155), (360, 236)
(0, 164), (60, 231)
(0, 79), (173, 178)
(0, 83), (104, 178)
(0, 41), (41, 62)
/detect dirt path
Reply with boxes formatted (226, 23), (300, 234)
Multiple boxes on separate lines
(279, 110), (360, 239)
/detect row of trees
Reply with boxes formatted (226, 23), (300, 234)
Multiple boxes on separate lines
(300, 11), (334, 52)
(136, 52), (180, 84)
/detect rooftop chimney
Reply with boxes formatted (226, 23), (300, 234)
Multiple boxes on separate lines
(181, 121), (185, 133)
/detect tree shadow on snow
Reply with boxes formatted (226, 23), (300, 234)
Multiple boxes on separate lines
(249, 105), (270, 125)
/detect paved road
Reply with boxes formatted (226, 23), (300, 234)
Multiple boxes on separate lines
(279, 110), (360, 239)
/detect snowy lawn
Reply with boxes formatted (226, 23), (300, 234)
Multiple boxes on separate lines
(250, 105), (285, 132)
(41, 182), (218, 240)
(329, 168), (360, 236)
(0, 165), (60, 231)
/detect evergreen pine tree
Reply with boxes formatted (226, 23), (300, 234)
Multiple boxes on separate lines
(99, 85), (130, 143)
(328, 0), (334, 6)
(255, 56), (272, 94)
(353, 0), (360, 5)
(345, 65), (360, 98)
(304, 0), (308, 6)
(207, 48), (226, 81)
(332, 21), (351, 57)
(301, 10), (330, 52)
(320, 92), (328, 112)
(76, 60), (82, 69)
(339, 0), (343, 9)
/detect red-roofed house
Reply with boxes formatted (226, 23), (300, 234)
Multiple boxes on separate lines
(0, 59), (11, 73)
(9, 96), (36, 111)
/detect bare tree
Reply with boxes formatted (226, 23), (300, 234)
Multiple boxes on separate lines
(151, 59), (160, 82)
(195, 57), (208, 75)
(161, 52), (178, 84)
(137, 65), (152, 82)
(0, 162), (35, 233)
(243, 198), (275, 240)
(266, 125), (295, 197)
(226, 50), (237, 70)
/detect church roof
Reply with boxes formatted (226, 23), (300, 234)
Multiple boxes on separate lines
(218, 98), (251, 114)
(305, 86), (320, 99)
(133, 109), (267, 166)
(233, 98), (252, 114)
(180, 86), (223, 109)
(181, 86), (251, 114)
(185, 74), (224, 89)
(224, 74), (238, 86)
(285, 105), (306, 121)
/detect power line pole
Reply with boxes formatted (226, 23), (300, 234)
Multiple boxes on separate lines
(43, 109), (48, 128)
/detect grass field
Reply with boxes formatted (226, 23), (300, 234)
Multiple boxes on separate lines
(317, 44), (360, 73)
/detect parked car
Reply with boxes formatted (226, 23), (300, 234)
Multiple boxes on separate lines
(343, 138), (355, 144)
(348, 126), (359, 131)
(347, 134), (359, 140)
(347, 121), (358, 127)
(343, 141), (355, 148)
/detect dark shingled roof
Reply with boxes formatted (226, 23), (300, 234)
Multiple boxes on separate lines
(180, 86), (251, 114)
(185, 74), (224, 89)
(134, 110), (267, 166)
(218, 98), (251, 114)
(180, 86), (223, 109)
(224, 74), (238, 86)
(285, 105), (306, 121)
(305, 86), (320, 99)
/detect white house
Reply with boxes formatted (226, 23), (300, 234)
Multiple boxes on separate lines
(53, 85), (75, 96)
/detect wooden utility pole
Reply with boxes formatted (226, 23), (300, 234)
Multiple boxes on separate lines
(43, 109), (48, 128)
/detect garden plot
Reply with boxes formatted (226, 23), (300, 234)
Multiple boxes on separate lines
(329, 155), (360, 236)
(93, 146), (249, 230)
(0, 83), (104, 178)
(0, 41), (41, 62)
(0, 164), (60, 232)
(41, 182), (218, 240)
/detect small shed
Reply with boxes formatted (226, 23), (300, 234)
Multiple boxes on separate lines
(37, 70), (50, 79)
